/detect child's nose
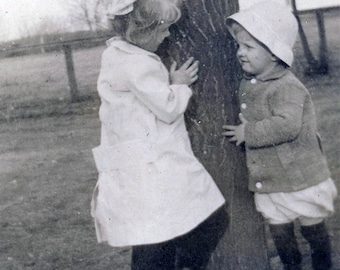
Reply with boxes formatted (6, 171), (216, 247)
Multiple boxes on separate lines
(165, 30), (170, 37)
(237, 47), (245, 57)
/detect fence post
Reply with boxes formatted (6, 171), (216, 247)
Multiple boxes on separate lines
(316, 9), (328, 73)
(62, 44), (79, 102)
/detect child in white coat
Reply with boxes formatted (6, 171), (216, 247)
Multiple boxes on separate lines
(223, 2), (337, 270)
(91, 0), (226, 269)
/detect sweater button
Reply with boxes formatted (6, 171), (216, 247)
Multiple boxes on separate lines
(250, 78), (257, 84)
(255, 182), (263, 189)
(241, 103), (247, 109)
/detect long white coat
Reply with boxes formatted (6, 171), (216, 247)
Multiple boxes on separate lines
(91, 37), (225, 247)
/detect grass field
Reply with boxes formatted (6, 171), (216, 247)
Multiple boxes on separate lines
(0, 10), (339, 270)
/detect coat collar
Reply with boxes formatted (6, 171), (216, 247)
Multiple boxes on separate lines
(243, 64), (288, 82)
(106, 36), (159, 59)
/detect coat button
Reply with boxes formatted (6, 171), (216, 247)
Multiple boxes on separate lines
(255, 182), (263, 189)
(241, 103), (247, 109)
(250, 78), (257, 84)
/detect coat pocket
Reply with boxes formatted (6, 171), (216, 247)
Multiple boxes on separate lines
(92, 140), (157, 172)
(276, 143), (304, 183)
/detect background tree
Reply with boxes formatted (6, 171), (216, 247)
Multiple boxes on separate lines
(159, 0), (269, 269)
(68, 0), (107, 31)
(291, 0), (328, 74)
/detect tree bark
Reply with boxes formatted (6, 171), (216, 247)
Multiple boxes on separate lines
(159, 1), (269, 269)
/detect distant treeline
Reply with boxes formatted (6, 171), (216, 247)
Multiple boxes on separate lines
(0, 30), (112, 58)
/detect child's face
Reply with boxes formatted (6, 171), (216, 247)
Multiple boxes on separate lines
(234, 28), (276, 77)
(143, 23), (171, 52)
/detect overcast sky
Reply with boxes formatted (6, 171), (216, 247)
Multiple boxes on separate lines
(1, 0), (340, 42)
(0, 0), (69, 41)
(239, 0), (340, 10)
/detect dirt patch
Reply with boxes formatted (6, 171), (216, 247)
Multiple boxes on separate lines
(0, 110), (134, 269)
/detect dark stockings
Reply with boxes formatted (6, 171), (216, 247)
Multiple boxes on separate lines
(131, 207), (227, 270)
(269, 222), (302, 270)
(269, 221), (332, 270)
(301, 221), (332, 270)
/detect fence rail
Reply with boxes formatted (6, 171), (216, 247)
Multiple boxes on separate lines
(2, 6), (339, 102)
(1, 35), (110, 102)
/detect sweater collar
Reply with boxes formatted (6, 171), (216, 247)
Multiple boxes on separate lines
(106, 36), (159, 59)
(243, 65), (288, 82)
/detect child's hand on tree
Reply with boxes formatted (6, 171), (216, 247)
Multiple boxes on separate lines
(170, 57), (199, 86)
(222, 113), (248, 146)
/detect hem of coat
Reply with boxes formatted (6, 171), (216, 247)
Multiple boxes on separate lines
(249, 172), (331, 193)
(94, 200), (225, 248)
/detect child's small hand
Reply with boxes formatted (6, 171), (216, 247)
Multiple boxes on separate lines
(170, 57), (199, 86)
(222, 113), (248, 146)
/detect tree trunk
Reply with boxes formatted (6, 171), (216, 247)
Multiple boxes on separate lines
(292, 0), (329, 75)
(291, 0), (318, 74)
(159, 1), (269, 269)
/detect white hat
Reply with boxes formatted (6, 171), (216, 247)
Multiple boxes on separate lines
(105, 0), (137, 19)
(226, 1), (298, 66)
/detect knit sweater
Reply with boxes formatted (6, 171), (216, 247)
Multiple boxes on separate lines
(239, 66), (331, 193)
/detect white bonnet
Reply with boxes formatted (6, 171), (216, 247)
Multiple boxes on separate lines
(104, 0), (137, 19)
(226, 1), (298, 66)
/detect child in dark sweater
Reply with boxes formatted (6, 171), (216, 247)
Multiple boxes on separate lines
(223, 2), (337, 269)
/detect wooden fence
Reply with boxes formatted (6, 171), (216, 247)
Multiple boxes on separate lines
(1, 6), (338, 103)
(1, 35), (110, 103)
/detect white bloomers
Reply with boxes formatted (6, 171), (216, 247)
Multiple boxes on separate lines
(255, 178), (337, 225)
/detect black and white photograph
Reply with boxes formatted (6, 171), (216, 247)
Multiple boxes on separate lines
(0, 0), (339, 269)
